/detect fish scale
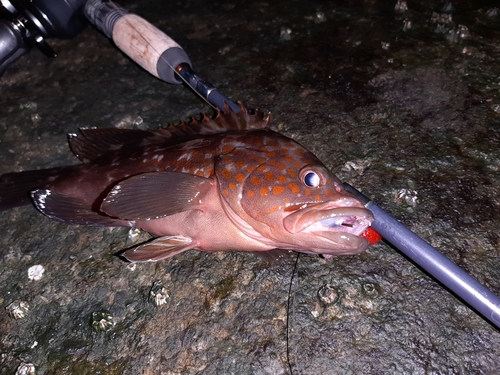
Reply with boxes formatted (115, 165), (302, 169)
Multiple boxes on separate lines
(0, 103), (376, 262)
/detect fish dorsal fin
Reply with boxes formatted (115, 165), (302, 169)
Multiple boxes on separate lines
(165, 102), (271, 135)
(68, 102), (271, 163)
(68, 128), (157, 162)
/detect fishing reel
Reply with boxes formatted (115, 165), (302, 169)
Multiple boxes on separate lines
(0, 0), (88, 76)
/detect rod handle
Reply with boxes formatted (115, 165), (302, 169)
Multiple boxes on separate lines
(85, 0), (191, 84)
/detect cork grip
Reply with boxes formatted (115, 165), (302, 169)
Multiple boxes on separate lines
(112, 14), (180, 78)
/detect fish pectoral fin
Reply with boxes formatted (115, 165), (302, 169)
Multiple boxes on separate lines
(120, 235), (195, 262)
(101, 172), (214, 221)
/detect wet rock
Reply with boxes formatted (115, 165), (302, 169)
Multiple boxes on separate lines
(1, 0), (499, 374)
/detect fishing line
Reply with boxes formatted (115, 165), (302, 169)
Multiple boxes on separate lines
(286, 252), (300, 375)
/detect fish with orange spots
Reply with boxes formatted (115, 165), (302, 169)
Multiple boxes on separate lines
(0, 103), (379, 262)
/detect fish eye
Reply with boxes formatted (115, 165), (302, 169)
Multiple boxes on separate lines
(303, 171), (320, 187)
(299, 165), (330, 188)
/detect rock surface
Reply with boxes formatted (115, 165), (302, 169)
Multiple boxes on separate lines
(1, 0), (499, 374)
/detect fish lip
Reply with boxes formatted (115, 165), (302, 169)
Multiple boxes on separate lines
(312, 231), (370, 255)
(282, 199), (373, 237)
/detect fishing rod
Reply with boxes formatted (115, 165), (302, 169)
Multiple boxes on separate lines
(1, 0), (499, 329)
(84, 0), (241, 113)
(0, 0), (238, 113)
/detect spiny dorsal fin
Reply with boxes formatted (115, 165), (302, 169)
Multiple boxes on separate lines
(68, 128), (157, 162)
(159, 102), (271, 136)
(68, 102), (271, 163)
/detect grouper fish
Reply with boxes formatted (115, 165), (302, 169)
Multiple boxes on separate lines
(0, 103), (377, 262)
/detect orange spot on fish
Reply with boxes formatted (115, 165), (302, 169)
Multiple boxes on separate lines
(304, 188), (312, 196)
(266, 151), (277, 158)
(269, 160), (286, 170)
(222, 145), (234, 154)
(314, 194), (322, 201)
(221, 168), (232, 179)
(222, 189), (229, 197)
(248, 154), (265, 163)
(260, 187), (268, 196)
(235, 160), (246, 169)
(288, 182), (301, 194)
(266, 205), (280, 214)
(294, 148), (305, 157)
(235, 173), (245, 183)
(264, 171), (274, 182)
(234, 149), (247, 157)
(229, 182), (237, 190)
(266, 138), (279, 147)
(251, 176), (262, 186)
(272, 186), (285, 196)
(247, 189), (255, 197)
(240, 136), (253, 145)
(257, 165), (266, 173)
(254, 138), (264, 147)
(287, 168), (297, 179)
(277, 175), (287, 183)
(293, 160), (302, 168)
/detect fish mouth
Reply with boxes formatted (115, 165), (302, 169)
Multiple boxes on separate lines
(282, 199), (373, 254)
(283, 199), (373, 237)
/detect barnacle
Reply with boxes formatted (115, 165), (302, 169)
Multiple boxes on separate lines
(6, 300), (30, 319)
(317, 284), (340, 306)
(149, 281), (169, 307)
(27, 265), (45, 281)
(91, 312), (115, 332)
(15, 363), (35, 375)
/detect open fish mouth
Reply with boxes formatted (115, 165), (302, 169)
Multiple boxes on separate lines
(283, 199), (373, 236)
(317, 208), (373, 235)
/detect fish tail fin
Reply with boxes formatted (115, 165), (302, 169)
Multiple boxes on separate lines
(0, 168), (61, 211)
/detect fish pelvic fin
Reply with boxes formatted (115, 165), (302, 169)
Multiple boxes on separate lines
(120, 235), (195, 262)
